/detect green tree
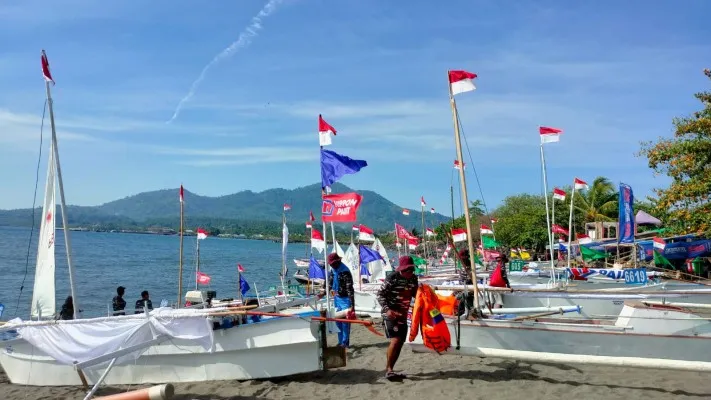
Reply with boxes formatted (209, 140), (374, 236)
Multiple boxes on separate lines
(639, 69), (711, 235)
(490, 194), (549, 252)
(468, 200), (485, 217)
(573, 176), (618, 222)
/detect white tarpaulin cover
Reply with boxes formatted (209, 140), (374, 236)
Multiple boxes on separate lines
(7, 308), (213, 368)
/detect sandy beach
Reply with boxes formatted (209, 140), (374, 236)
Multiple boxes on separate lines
(2, 321), (710, 400)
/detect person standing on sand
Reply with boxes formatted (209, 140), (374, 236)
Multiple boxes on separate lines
(377, 256), (419, 381)
(328, 252), (356, 348)
(112, 286), (126, 316)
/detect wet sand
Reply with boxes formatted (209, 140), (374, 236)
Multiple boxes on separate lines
(1, 321), (709, 399)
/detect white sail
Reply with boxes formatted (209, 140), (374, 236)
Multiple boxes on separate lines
(31, 147), (56, 319)
(369, 238), (392, 282)
(342, 243), (359, 277)
(281, 222), (289, 279)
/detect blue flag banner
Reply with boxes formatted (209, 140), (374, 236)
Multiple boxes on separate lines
(321, 149), (368, 189)
(359, 245), (383, 265)
(618, 183), (635, 244)
(638, 239), (711, 261)
(0, 303), (4, 319)
(360, 264), (371, 277)
(239, 274), (251, 296)
(308, 256), (326, 280)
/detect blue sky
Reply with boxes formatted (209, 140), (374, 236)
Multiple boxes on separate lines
(0, 0), (709, 215)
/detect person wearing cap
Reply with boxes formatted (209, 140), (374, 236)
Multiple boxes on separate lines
(112, 286), (126, 316)
(376, 255), (419, 380)
(327, 252), (355, 348)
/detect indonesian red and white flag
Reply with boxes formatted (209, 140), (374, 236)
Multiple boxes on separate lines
(402, 209), (410, 216)
(453, 160), (466, 170)
(358, 224), (375, 242)
(576, 233), (592, 244)
(305, 221), (312, 229)
(653, 236), (666, 250)
(420, 196), (426, 207)
(179, 185), (184, 203)
(490, 218), (498, 224)
(574, 178), (589, 190)
(426, 227), (435, 237)
(196, 228), (208, 240)
(311, 228), (326, 253)
(238, 264), (245, 273)
(283, 203), (291, 212)
(553, 188), (566, 201)
(430, 207), (435, 214)
(407, 237), (419, 250)
(352, 225), (359, 232)
(551, 224), (568, 236)
(539, 126), (563, 143)
(448, 70), (477, 95)
(318, 114), (337, 146)
(41, 50), (54, 84)
(452, 228), (467, 243)
(196, 272), (211, 285)
(480, 224), (493, 235)
(309, 210), (315, 222)
(395, 223), (412, 240)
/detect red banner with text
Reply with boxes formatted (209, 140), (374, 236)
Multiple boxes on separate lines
(321, 192), (363, 223)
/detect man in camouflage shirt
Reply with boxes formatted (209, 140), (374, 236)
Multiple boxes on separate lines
(377, 255), (419, 380)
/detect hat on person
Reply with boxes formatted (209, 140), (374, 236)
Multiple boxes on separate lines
(396, 255), (416, 272)
(327, 252), (341, 265)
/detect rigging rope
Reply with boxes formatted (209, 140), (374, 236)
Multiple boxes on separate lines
(455, 107), (493, 221)
(14, 100), (48, 316)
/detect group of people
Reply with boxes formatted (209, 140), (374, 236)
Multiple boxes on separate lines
(112, 286), (154, 315)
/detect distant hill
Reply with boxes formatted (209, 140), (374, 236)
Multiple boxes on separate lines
(0, 182), (450, 233)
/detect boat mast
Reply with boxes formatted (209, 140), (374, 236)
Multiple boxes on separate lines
(421, 200), (428, 264)
(540, 144), (556, 282)
(447, 70), (480, 311)
(178, 185), (184, 308)
(43, 50), (79, 319)
(195, 233), (200, 290)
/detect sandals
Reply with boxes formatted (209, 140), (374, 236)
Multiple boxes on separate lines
(385, 371), (407, 381)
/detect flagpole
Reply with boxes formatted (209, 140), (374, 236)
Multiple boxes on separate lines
(195, 234), (200, 290)
(178, 187), (184, 308)
(540, 143), (556, 284)
(322, 218), (330, 314)
(395, 223), (401, 259)
(450, 185), (457, 270)
(357, 237), (362, 291)
(281, 212), (287, 293)
(567, 184), (576, 269)
(238, 269), (244, 305)
(43, 58), (79, 319)
(421, 201), (428, 262)
(448, 71), (480, 312)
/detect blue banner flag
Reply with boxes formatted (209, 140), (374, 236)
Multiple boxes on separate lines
(618, 183), (635, 244)
(321, 149), (367, 189)
(359, 245), (383, 265)
(239, 274), (251, 296)
(308, 256), (326, 280)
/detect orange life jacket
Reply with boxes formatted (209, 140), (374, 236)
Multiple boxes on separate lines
(408, 284), (451, 354)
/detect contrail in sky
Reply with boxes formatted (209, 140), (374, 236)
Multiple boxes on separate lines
(167, 0), (284, 124)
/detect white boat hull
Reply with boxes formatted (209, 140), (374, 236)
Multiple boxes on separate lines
(0, 316), (320, 386)
(409, 302), (711, 369)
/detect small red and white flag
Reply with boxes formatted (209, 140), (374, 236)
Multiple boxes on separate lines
(490, 218), (498, 224)
(283, 203), (291, 212)
(318, 114), (337, 146)
(309, 210), (315, 222)
(196, 271), (211, 285)
(420, 196), (426, 207)
(576, 233), (592, 244)
(179, 185), (184, 203)
(358, 224), (375, 242)
(396, 242), (402, 248)
(552, 224), (568, 236)
(448, 70), (477, 95)
(539, 126), (563, 144)
(430, 207), (435, 214)
(553, 188), (566, 201)
(311, 228), (326, 253)
(480, 224), (493, 235)
(574, 178), (589, 190)
(408, 237), (419, 250)
(452, 228), (467, 243)
(653, 236), (666, 250)
(196, 228), (208, 240)
(305, 221), (312, 229)
(402, 209), (410, 216)
(426, 227), (435, 237)
(41, 50), (54, 85)
(453, 160), (466, 170)
(238, 264), (245, 273)
(352, 225), (359, 231)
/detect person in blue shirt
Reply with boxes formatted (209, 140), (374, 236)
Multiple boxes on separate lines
(328, 252), (355, 348)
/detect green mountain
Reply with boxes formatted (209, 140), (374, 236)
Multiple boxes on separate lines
(0, 183), (450, 233)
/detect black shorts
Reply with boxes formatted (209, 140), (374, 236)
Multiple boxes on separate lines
(382, 317), (407, 340)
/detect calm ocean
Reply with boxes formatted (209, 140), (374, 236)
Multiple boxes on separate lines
(0, 226), (318, 320)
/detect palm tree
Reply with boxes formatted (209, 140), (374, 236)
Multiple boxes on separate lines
(574, 177), (618, 222)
